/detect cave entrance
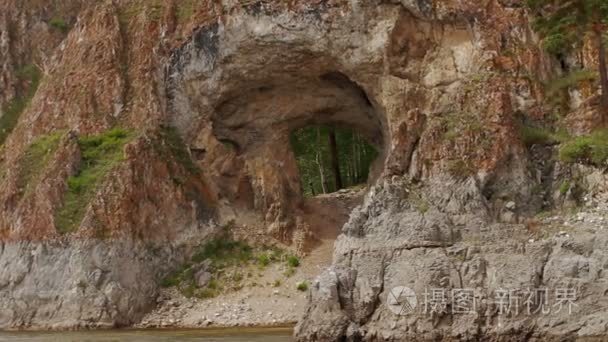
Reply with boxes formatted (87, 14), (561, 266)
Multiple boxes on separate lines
(290, 125), (379, 197)
(177, 67), (388, 250)
(291, 123), (382, 244)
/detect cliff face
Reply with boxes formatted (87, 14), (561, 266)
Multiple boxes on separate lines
(0, 0), (606, 338)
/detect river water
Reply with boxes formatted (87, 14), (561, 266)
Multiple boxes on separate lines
(0, 328), (293, 342)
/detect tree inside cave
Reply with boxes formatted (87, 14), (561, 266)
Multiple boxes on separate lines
(290, 125), (379, 197)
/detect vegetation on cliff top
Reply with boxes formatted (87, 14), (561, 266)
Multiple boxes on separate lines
(0, 65), (41, 146)
(55, 128), (133, 234)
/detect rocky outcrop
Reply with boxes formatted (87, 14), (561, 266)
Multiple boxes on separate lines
(295, 178), (608, 341)
(0, 0), (606, 337)
(0, 240), (171, 329)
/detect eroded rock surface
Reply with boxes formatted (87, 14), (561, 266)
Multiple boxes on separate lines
(295, 178), (608, 341)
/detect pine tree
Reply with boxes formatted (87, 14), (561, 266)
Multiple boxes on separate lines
(528, 0), (608, 116)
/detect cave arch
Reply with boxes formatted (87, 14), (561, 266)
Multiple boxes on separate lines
(166, 19), (391, 250)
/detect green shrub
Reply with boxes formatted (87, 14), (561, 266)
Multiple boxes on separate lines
(296, 281), (309, 292)
(207, 278), (219, 290)
(542, 32), (571, 55)
(409, 190), (430, 214)
(192, 237), (253, 264)
(286, 255), (300, 268)
(257, 254), (271, 267)
(55, 128), (133, 233)
(559, 130), (608, 166)
(559, 180), (571, 195)
(161, 263), (191, 288)
(49, 17), (69, 33)
(272, 280), (281, 287)
(520, 125), (557, 147)
(161, 271), (182, 288)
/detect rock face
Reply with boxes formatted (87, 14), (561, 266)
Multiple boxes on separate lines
(0, 0), (606, 338)
(0, 240), (184, 329)
(295, 178), (608, 341)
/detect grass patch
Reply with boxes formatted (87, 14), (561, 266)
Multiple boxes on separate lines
(296, 281), (309, 292)
(161, 229), (293, 299)
(49, 17), (69, 33)
(17, 132), (63, 194)
(446, 159), (475, 179)
(559, 180), (571, 195)
(161, 264), (190, 288)
(257, 254), (271, 267)
(0, 65), (41, 146)
(409, 189), (430, 214)
(441, 111), (486, 143)
(520, 125), (557, 147)
(518, 124), (570, 148)
(559, 129), (608, 167)
(55, 128), (133, 234)
(192, 236), (253, 265)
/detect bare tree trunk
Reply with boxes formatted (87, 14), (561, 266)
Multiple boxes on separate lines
(328, 128), (343, 191)
(346, 159), (352, 187)
(352, 133), (358, 183)
(597, 29), (608, 121)
(359, 135), (366, 181)
(315, 128), (328, 194)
